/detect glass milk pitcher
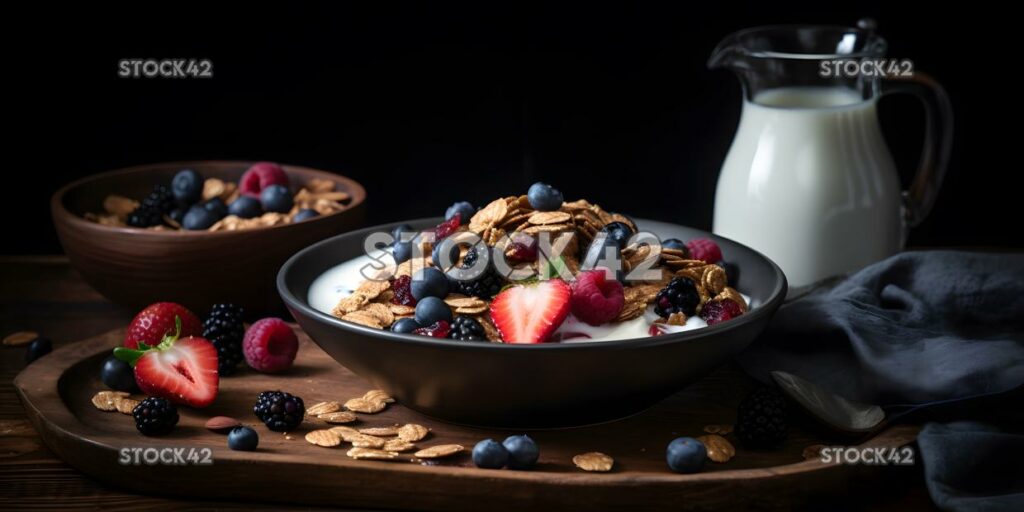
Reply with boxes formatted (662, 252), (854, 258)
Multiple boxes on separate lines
(708, 20), (952, 288)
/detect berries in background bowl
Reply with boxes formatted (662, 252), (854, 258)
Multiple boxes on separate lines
(132, 397), (179, 436)
(654, 277), (701, 318)
(171, 169), (204, 205)
(127, 185), (175, 228)
(392, 240), (413, 264)
(260, 184), (294, 213)
(183, 204), (219, 230)
(432, 239), (460, 270)
(666, 437), (706, 473)
(390, 275), (417, 307)
(502, 435), (540, 470)
(447, 316), (487, 341)
(125, 302), (202, 349)
(254, 390), (305, 432)
(410, 267), (449, 300)
(243, 318), (299, 373)
(391, 224), (414, 241)
(472, 439), (509, 469)
(227, 195), (263, 219)
(735, 386), (788, 447)
(570, 269), (625, 326)
(450, 247), (504, 300)
(239, 162), (289, 198)
(228, 426), (259, 451)
(203, 303), (246, 376)
(25, 337), (52, 364)
(686, 238), (722, 264)
(391, 317), (420, 334)
(203, 197), (229, 220)
(293, 208), (320, 222)
(101, 355), (139, 392)
(445, 201), (475, 222)
(414, 297), (453, 326)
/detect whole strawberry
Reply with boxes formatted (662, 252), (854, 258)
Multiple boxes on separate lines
(114, 317), (219, 408)
(125, 302), (202, 349)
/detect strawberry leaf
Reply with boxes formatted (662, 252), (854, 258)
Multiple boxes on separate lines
(113, 347), (146, 367)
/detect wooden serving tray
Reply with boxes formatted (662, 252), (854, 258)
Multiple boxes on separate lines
(15, 327), (918, 510)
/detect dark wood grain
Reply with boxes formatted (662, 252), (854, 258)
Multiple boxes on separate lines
(1, 257), (937, 510)
(50, 161), (367, 316)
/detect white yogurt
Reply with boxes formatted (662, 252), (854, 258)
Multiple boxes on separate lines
(308, 252), (753, 342)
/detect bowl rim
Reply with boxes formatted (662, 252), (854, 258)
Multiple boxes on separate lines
(278, 217), (788, 351)
(51, 160), (367, 238)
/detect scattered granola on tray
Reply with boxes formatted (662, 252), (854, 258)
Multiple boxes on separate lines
(327, 182), (749, 343)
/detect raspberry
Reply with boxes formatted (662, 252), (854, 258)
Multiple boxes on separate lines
(648, 324), (665, 336)
(505, 233), (538, 263)
(434, 214), (461, 240)
(390, 275), (417, 306)
(412, 320), (450, 338)
(686, 238), (722, 264)
(570, 269), (625, 325)
(699, 299), (743, 325)
(243, 318), (298, 373)
(239, 162), (289, 198)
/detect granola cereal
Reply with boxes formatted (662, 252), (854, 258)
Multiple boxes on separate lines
(697, 434), (736, 463)
(413, 444), (464, 459)
(397, 423), (430, 442)
(572, 452), (614, 472)
(347, 447), (399, 460)
(305, 429), (343, 447)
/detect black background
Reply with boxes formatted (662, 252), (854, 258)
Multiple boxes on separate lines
(6, 3), (1020, 254)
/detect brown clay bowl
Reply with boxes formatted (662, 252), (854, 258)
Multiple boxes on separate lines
(52, 161), (366, 316)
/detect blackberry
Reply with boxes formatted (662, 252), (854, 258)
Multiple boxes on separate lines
(127, 185), (175, 227)
(653, 277), (701, 317)
(203, 303), (246, 376)
(451, 248), (504, 299)
(253, 391), (305, 432)
(132, 397), (179, 436)
(735, 386), (788, 447)
(448, 316), (487, 341)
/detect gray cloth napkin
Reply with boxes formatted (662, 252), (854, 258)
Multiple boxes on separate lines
(736, 250), (1024, 511)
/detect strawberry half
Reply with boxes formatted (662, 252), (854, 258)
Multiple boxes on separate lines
(490, 279), (571, 344)
(114, 317), (219, 408)
(124, 302), (202, 349)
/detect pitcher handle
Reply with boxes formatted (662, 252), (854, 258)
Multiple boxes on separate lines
(882, 72), (954, 228)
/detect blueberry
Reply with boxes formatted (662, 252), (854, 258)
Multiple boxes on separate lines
(171, 169), (203, 205)
(169, 206), (187, 224)
(260, 184), (293, 213)
(432, 239), (460, 269)
(227, 426), (259, 451)
(601, 221), (633, 249)
(203, 197), (228, 219)
(391, 224), (414, 243)
(662, 238), (686, 252)
(445, 201), (475, 222)
(390, 317), (420, 334)
(182, 205), (219, 230)
(502, 435), (539, 470)
(228, 196), (263, 219)
(25, 337), (52, 364)
(414, 296), (453, 326)
(410, 267), (449, 300)
(293, 208), (320, 222)
(527, 182), (564, 211)
(101, 355), (138, 392)
(392, 241), (413, 264)
(666, 437), (706, 473)
(472, 439), (509, 469)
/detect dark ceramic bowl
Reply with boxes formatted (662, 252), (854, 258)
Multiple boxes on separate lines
(279, 218), (786, 428)
(52, 161), (366, 316)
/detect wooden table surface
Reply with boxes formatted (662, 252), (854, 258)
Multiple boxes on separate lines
(0, 256), (938, 510)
